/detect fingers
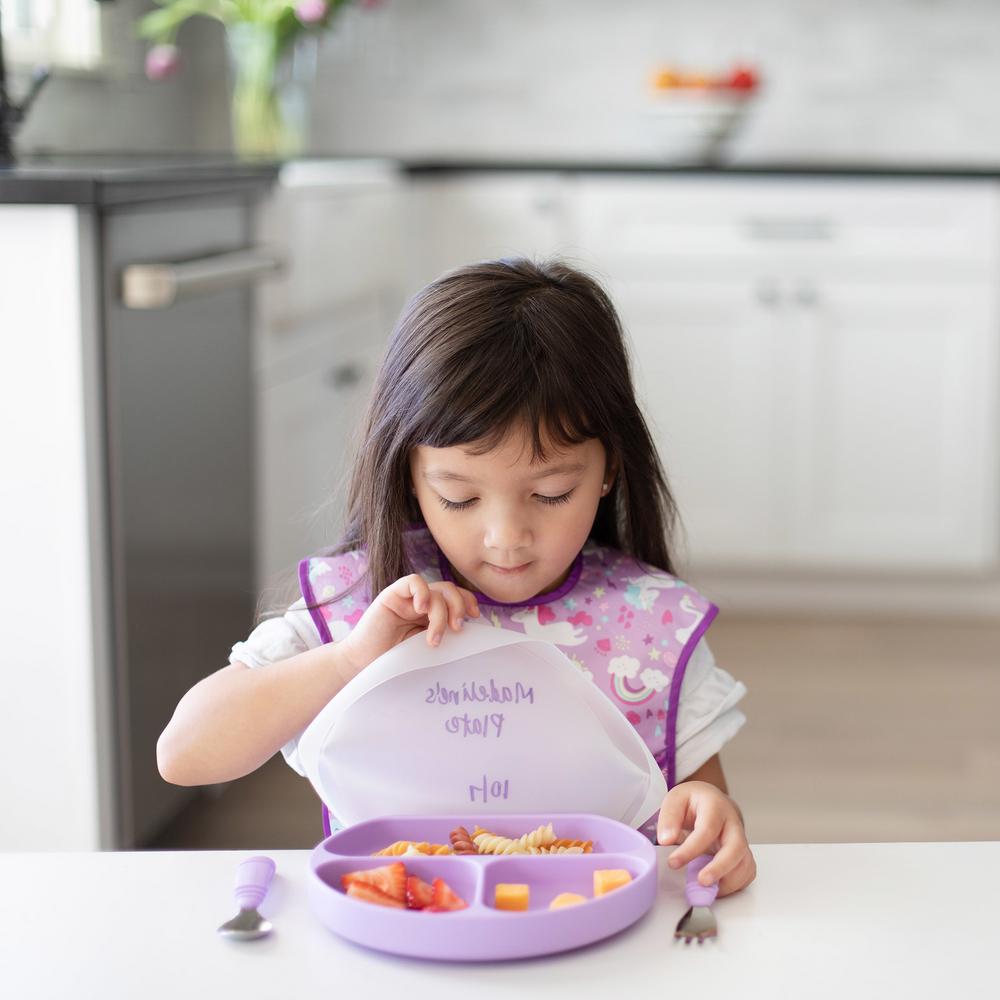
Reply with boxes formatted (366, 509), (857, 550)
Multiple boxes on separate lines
(456, 587), (481, 620)
(715, 849), (757, 898)
(696, 817), (749, 886)
(424, 581), (480, 646)
(382, 576), (481, 647)
(431, 583), (473, 632)
(666, 807), (723, 872)
(656, 790), (693, 846)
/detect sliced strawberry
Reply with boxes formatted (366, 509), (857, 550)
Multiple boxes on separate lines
(405, 875), (435, 910)
(430, 877), (468, 911)
(346, 881), (406, 908)
(340, 862), (406, 903)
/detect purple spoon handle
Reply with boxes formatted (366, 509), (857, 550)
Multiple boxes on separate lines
(234, 856), (276, 911)
(685, 853), (719, 908)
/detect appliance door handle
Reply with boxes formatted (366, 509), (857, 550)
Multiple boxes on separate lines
(120, 247), (284, 309)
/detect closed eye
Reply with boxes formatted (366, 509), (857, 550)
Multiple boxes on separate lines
(437, 489), (576, 511)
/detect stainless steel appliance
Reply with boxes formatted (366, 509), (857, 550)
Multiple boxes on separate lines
(103, 179), (279, 847)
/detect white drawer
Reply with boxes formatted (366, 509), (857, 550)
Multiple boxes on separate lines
(258, 179), (403, 327)
(570, 175), (1000, 276)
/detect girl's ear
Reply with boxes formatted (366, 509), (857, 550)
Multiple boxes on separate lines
(603, 452), (618, 492)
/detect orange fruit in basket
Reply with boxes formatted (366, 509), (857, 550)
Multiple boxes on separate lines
(726, 65), (759, 91)
(651, 68), (682, 90)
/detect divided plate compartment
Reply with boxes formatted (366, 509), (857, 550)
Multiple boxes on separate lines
(308, 812), (657, 961)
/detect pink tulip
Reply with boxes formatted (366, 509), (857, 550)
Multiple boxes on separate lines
(144, 44), (181, 81)
(295, 0), (328, 23)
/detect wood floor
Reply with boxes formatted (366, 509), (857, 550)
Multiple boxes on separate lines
(148, 616), (1000, 850)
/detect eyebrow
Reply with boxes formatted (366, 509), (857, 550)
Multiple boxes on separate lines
(423, 462), (587, 484)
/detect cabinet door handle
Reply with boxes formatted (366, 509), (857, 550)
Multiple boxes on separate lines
(325, 362), (364, 389)
(793, 282), (820, 307)
(532, 194), (559, 214)
(756, 280), (781, 307)
(744, 218), (834, 241)
(121, 247), (284, 309)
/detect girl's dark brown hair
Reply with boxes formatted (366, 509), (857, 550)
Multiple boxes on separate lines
(270, 256), (684, 616)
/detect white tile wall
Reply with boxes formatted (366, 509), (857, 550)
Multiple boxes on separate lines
(310, 0), (1000, 164)
(15, 0), (1000, 163)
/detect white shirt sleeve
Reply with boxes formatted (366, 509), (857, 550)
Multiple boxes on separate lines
(673, 637), (748, 782)
(228, 597), (324, 777)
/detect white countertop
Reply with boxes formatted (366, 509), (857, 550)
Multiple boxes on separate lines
(2, 842), (997, 999)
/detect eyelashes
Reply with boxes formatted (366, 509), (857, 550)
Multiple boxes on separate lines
(437, 490), (576, 512)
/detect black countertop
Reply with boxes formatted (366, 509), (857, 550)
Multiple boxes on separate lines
(4, 154), (1000, 205)
(400, 158), (1000, 180)
(0, 155), (281, 205)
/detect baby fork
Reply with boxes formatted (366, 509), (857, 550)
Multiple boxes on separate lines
(674, 854), (719, 944)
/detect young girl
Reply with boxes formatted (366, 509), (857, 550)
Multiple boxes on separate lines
(158, 257), (756, 897)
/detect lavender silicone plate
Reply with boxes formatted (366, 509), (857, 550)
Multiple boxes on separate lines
(307, 812), (657, 961)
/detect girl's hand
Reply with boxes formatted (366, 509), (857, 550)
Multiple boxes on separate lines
(339, 574), (481, 677)
(656, 780), (756, 898)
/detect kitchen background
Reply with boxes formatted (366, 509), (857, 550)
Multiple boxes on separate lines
(15, 0), (1000, 163)
(2, 0), (998, 854)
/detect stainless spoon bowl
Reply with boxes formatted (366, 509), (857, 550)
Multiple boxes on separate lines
(217, 856), (276, 941)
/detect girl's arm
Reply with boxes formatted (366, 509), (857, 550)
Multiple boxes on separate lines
(156, 640), (361, 787)
(157, 574), (479, 787)
(682, 752), (728, 793)
(679, 753), (746, 827)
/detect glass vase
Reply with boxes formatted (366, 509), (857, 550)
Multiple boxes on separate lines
(225, 23), (318, 159)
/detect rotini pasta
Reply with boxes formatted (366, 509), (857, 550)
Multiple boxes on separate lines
(449, 825), (479, 855)
(472, 822), (557, 855)
(550, 838), (594, 853)
(372, 841), (453, 857)
(372, 825), (595, 858)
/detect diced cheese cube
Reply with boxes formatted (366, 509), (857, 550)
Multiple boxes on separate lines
(593, 869), (633, 896)
(549, 892), (587, 909)
(494, 883), (530, 911)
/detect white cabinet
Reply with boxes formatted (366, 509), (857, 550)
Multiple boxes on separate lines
(257, 301), (386, 588)
(601, 275), (787, 567)
(0, 205), (111, 850)
(570, 175), (1000, 574)
(255, 162), (406, 590)
(404, 173), (574, 292)
(610, 273), (998, 572)
(781, 277), (998, 571)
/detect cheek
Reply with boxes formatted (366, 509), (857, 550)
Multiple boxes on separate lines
(551, 504), (597, 550)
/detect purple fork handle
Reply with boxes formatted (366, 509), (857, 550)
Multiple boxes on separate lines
(234, 856), (276, 911)
(685, 853), (719, 908)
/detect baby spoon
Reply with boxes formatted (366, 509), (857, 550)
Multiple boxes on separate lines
(217, 856), (276, 940)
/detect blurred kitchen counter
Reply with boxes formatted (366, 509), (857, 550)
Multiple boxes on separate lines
(396, 157), (1000, 178)
(9, 154), (1000, 207)
(0, 154), (279, 204)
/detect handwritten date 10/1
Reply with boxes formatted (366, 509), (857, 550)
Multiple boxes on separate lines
(469, 774), (510, 803)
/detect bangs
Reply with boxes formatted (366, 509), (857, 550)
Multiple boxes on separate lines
(410, 336), (602, 464)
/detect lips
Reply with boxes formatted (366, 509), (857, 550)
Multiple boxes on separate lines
(487, 561), (532, 574)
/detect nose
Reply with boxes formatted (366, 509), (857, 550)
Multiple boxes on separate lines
(484, 515), (532, 556)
